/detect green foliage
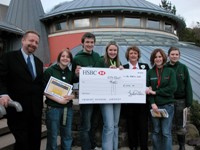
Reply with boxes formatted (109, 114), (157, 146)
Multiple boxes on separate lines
(178, 26), (200, 47)
(190, 100), (200, 133)
(159, 0), (176, 15)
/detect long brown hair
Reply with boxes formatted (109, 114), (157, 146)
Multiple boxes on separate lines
(104, 41), (121, 67)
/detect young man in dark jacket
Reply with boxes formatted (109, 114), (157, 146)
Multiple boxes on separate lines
(72, 32), (100, 150)
(166, 46), (193, 150)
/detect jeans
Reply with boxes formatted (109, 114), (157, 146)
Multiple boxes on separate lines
(151, 103), (174, 150)
(174, 99), (187, 135)
(46, 106), (73, 150)
(89, 104), (101, 149)
(79, 104), (94, 150)
(100, 104), (121, 150)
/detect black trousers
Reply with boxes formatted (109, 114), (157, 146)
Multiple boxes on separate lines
(7, 110), (42, 150)
(125, 104), (149, 150)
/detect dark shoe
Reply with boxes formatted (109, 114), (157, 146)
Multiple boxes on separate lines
(177, 135), (186, 150)
(179, 145), (185, 150)
(131, 147), (137, 150)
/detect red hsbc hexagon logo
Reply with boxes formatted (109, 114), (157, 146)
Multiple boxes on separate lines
(98, 70), (106, 75)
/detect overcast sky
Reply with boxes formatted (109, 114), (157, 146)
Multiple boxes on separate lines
(1, 0), (199, 27)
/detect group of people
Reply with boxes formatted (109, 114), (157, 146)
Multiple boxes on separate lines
(0, 30), (193, 150)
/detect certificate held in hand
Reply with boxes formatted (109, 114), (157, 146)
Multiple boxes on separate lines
(150, 109), (169, 118)
(44, 76), (73, 98)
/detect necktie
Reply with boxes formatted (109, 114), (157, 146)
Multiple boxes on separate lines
(133, 66), (136, 69)
(27, 56), (35, 79)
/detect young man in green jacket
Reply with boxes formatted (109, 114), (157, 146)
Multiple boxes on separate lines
(166, 46), (193, 150)
(72, 32), (100, 150)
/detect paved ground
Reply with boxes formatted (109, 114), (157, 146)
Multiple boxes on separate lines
(40, 139), (195, 150)
(69, 145), (194, 150)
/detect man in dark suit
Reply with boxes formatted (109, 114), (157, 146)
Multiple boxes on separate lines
(0, 30), (44, 150)
(123, 46), (149, 150)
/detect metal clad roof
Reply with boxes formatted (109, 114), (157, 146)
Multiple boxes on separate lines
(6, 0), (50, 64)
(43, 0), (175, 20)
(71, 34), (200, 102)
(0, 21), (24, 34)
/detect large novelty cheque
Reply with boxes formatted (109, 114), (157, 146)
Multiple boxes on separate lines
(79, 67), (146, 104)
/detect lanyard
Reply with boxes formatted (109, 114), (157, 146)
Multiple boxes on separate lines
(110, 59), (116, 66)
(156, 67), (163, 88)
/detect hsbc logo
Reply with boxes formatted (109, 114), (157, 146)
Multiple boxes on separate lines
(98, 70), (106, 75)
(82, 70), (97, 75)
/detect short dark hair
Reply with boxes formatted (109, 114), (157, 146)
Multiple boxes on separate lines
(23, 30), (40, 39)
(125, 45), (141, 61)
(150, 48), (167, 66)
(57, 48), (73, 63)
(81, 32), (96, 43)
(168, 46), (180, 56)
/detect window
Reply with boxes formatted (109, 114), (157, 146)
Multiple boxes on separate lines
(74, 18), (90, 28)
(165, 23), (172, 32)
(98, 17), (116, 27)
(55, 21), (66, 31)
(124, 18), (140, 27)
(147, 19), (160, 29)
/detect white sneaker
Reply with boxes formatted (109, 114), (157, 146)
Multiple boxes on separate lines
(91, 147), (100, 150)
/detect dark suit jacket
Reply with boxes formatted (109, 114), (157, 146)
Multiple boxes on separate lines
(0, 50), (44, 118)
(122, 62), (150, 116)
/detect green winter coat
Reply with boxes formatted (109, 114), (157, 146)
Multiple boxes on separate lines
(95, 57), (112, 68)
(72, 50), (100, 69)
(43, 64), (74, 108)
(166, 61), (193, 107)
(147, 65), (177, 105)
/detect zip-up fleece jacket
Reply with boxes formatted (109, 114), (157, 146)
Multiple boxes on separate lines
(147, 65), (177, 106)
(72, 50), (100, 70)
(166, 61), (193, 107)
(43, 64), (73, 108)
(95, 57), (111, 68)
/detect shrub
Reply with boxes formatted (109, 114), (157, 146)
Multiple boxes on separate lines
(190, 100), (200, 133)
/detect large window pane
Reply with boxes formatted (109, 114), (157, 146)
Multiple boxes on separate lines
(55, 21), (66, 31)
(124, 18), (140, 27)
(147, 19), (160, 29)
(165, 23), (172, 32)
(98, 17), (116, 26)
(74, 18), (90, 28)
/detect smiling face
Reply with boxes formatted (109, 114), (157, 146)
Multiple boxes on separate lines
(169, 50), (180, 64)
(22, 33), (39, 55)
(128, 49), (139, 64)
(107, 45), (118, 59)
(82, 38), (95, 53)
(154, 52), (163, 68)
(58, 51), (71, 69)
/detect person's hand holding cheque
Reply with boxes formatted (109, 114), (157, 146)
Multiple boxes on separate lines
(75, 65), (81, 77)
(109, 65), (117, 69)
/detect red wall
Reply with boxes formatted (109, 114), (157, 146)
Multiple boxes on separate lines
(48, 32), (85, 64)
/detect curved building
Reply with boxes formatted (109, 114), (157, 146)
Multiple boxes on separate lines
(42, 0), (184, 61)
(0, 0), (200, 101)
(41, 0), (200, 101)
